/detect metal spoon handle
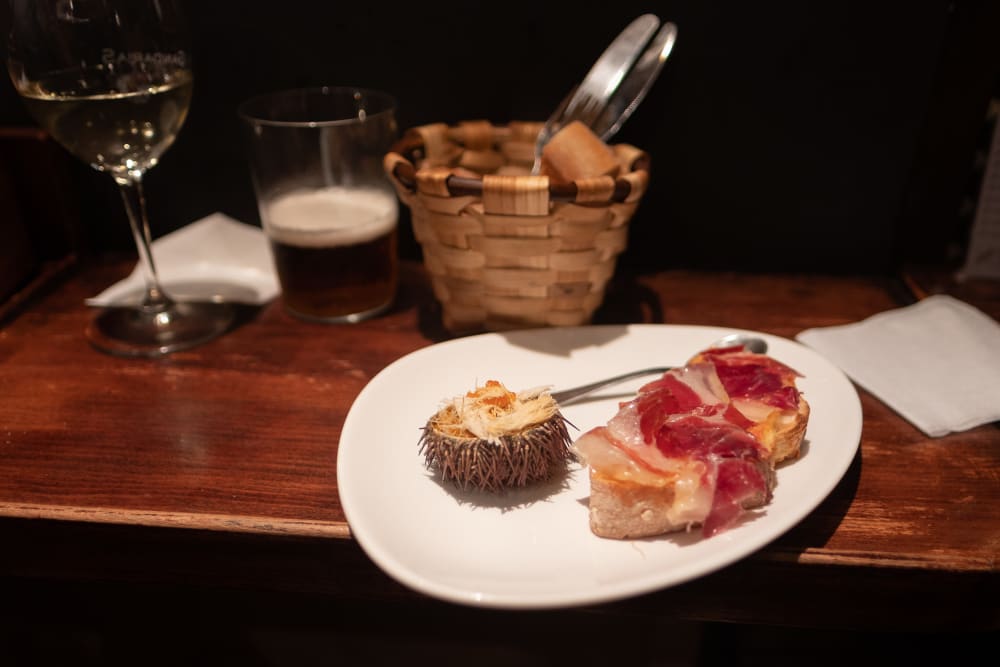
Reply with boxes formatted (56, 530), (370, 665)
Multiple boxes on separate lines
(596, 21), (678, 141)
(549, 334), (769, 406)
(551, 366), (671, 405)
(531, 14), (661, 174)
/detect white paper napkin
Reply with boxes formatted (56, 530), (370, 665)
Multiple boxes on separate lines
(87, 213), (280, 307)
(796, 294), (1000, 437)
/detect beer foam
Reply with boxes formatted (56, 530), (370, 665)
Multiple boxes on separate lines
(265, 186), (398, 248)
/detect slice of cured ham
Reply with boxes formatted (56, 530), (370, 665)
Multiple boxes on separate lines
(690, 345), (809, 464)
(574, 360), (775, 537)
(694, 345), (802, 410)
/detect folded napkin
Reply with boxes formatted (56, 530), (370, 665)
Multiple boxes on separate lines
(797, 294), (1000, 437)
(87, 213), (280, 307)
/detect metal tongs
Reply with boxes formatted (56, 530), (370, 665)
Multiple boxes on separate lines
(531, 15), (678, 174)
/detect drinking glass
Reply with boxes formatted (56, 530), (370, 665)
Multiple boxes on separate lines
(240, 87), (399, 323)
(6, 0), (234, 357)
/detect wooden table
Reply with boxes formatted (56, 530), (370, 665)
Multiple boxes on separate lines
(1, 259), (997, 651)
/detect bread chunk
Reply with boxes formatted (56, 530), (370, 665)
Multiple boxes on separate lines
(539, 121), (620, 184)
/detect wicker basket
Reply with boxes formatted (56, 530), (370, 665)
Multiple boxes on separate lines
(383, 120), (649, 333)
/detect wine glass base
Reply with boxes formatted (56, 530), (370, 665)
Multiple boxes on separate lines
(86, 300), (237, 358)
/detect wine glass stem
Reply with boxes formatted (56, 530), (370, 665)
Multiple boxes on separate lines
(117, 175), (171, 310)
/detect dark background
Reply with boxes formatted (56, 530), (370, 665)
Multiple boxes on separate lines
(2, 0), (999, 276)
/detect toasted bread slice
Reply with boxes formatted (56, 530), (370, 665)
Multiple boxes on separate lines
(588, 472), (683, 539)
(744, 396), (810, 465)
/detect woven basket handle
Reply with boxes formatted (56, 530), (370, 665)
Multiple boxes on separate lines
(383, 123), (650, 205)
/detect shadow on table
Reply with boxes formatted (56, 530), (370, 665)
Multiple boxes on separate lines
(413, 269), (665, 345)
(772, 444), (863, 551)
(592, 272), (666, 325)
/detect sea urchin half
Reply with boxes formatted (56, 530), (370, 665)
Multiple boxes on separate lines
(419, 380), (574, 493)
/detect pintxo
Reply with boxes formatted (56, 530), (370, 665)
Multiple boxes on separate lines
(573, 344), (810, 539)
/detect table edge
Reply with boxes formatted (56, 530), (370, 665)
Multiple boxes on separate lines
(0, 503), (352, 539)
(4, 503), (995, 575)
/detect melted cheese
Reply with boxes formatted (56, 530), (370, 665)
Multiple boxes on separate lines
(573, 427), (715, 526)
(666, 464), (715, 527)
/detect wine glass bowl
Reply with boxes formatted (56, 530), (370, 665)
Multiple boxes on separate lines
(6, 0), (234, 357)
(17, 67), (193, 184)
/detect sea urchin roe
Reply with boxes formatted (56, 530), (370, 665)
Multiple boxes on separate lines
(430, 380), (558, 444)
(420, 379), (574, 493)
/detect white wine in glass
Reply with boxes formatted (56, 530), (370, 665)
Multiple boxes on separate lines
(7, 0), (234, 357)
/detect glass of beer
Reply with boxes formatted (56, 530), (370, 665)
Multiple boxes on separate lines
(239, 87), (399, 323)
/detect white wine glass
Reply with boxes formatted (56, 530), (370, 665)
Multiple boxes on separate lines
(6, 0), (234, 357)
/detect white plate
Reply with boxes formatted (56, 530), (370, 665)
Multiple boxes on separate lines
(337, 324), (862, 609)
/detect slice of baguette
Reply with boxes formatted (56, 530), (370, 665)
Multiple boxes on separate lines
(588, 472), (682, 540)
(587, 456), (778, 539)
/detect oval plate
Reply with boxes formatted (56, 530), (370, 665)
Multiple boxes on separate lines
(337, 325), (862, 609)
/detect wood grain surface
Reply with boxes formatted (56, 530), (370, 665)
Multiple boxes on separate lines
(1, 258), (997, 630)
